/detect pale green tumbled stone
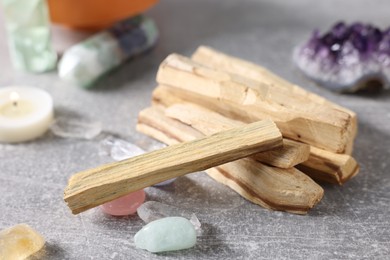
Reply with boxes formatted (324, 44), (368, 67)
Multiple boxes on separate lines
(2, 0), (57, 72)
(134, 217), (196, 253)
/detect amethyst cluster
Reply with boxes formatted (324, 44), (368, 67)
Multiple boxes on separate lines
(294, 22), (390, 92)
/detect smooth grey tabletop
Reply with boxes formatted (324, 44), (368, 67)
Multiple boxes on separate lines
(0, 0), (389, 259)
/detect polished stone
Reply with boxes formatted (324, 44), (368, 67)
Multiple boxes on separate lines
(137, 201), (201, 233)
(134, 217), (197, 253)
(0, 1), (389, 259)
(101, 190), (146, 216)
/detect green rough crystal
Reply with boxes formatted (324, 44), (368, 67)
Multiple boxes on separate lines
(1, 0), (57, 72)
(134, 217), (197, 253)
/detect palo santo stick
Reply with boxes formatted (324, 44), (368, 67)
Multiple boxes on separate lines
(209, 162), (322, 215)
(139, 103), (204, 142)
(153, 85), (359, 184)
(156, 54), (354, 153)
(165, 102), (310, 168)
(64, 119), (282, 214)
(297, 146), (359, 185)
(137, 106), (324, 214)
(192, 46), (357, 154)
(191, 46), (356, 119)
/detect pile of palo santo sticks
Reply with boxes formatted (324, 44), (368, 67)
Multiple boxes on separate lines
(137, 46), (360, 215)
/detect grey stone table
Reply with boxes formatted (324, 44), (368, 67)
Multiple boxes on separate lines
(0, 0), (389, 259)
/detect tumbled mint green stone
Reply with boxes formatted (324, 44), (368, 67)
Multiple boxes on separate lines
(134, 217), (196, 253)
(2, 0), (57, 72)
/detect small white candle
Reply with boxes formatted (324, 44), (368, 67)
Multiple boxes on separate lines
(0, 86), (54, 143)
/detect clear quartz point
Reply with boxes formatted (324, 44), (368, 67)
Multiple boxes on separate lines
(137, 201), (202, 235)
(145, 141), (167, 151)
(99, 137), (176, 185)
(50, 117), (102, 140)
(189, 213), (202, 235)
(99, 136), (145, 161)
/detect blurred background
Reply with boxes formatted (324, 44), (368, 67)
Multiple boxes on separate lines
(0, 0), (389, 259)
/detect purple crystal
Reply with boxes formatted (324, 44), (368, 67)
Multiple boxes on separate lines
(378, 36), (390, 54)
(350, 22), (364, 34)
(331, 22), (348, 40)
(350, 31), (367, 53)
(294, 21), (390, 92)
(152, 179), (176, 186)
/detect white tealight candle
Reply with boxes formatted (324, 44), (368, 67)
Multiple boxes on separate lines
(0, 86), (54, 143)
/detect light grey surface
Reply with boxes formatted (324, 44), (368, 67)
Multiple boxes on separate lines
(1, 0), (390, 259)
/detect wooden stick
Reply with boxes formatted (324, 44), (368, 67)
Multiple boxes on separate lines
(64, 119), (282, 214)
(191, 46), (357, 119)
(165, 102), (310, 168)
(156, 54), (355, 153)
(153, 85), (359, 184)
(139, 103), (204, 142)
(192, 46), (358, 154)
(137, 106), (324, 214)
(297, 146), (359, 185)
(208, 162), (323, 215)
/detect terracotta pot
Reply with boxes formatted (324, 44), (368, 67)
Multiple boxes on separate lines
(48, 0), (158, 30)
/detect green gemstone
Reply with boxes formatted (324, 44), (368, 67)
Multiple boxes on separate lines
(134, 217), (197, 253)
(58, 15), (158, 88)
(2, 0), (57, 72)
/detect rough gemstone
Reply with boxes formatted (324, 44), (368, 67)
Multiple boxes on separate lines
(136, 201), (201, 233)
(50, 117), (102, 140)
(58, 15), (158, 88)
(134, 217), (196, 253)
(99, 137), (176, 186)
(99, 136), (146, 161)
(1, 0), (57, 72)
(0, 223), (45, 260)
(294, 21), (390, 92)
(100, 190), (145, 216)
(152, 179), (176, 186)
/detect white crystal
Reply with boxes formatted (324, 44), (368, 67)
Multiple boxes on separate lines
(145, 141), (167, 151)
(111, 139), (145, 161)
(189, 213), (202, 232)
(50, 117), (102, 140)
(137, 201), (201, 235)
(99, 136), (176, 185)
(99, 136), (145, 161)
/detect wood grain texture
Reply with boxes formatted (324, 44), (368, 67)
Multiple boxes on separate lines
(137, 106), (324, 214)
(153, 85), (359, 184)
(192, 46), (358, 154)
(156, 54), (355, 153)
(297, 146), (359, 185)
(165, 102), (310, 168)
(191, 46), (357, 121)
(64, 119), (282, 214)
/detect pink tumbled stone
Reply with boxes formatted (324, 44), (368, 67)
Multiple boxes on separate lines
(101, 190), (146, 216)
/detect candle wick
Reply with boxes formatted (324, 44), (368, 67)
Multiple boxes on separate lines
(10, 92), (20, 108)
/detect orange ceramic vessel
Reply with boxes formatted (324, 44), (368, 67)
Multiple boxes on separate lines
(48, 0), (158, 30)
